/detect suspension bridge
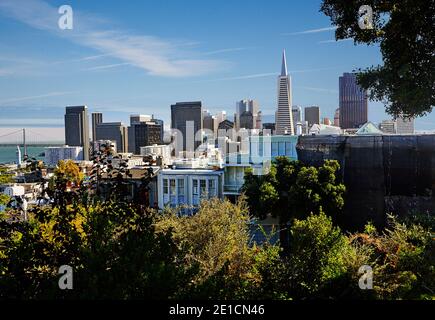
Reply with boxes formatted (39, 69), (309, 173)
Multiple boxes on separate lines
(0, 128), (64, 146)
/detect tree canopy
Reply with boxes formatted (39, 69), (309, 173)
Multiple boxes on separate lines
(321, 0), (435, 118)
(242, 158), (346, 223)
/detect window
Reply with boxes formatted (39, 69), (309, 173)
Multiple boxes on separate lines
(193, 179), (198, 194)
(163, 178), (169, 205)
(258, 140), (263, 157)
(200, 180), (206, 198)
(163, 179), (168, 195)
(178, 179), (185, 203)
(285, 142), (293, 157)
(208, 179), (216, 197)
(271, 142), (278, 157)
(278, 142), (285, 155)
(170, 179), (176, 206)
(193, 179), (199, 205)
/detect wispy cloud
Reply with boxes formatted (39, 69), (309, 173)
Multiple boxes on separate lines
(196, 67), (340, 83)
(195, 73), (277, 82)
(84, 62), (131, 71)
(318, 38), (353, 44)
(0, 91), (74, 104)
(0, 0), (225, 77)
(282, 26), (337, 36)
(203, 47), (251, 55)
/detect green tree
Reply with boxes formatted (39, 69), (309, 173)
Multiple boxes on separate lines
(0, 167), (13, 184)
(288, 211), (352, 297)
(348, 215), (435, 299)
(320, 0), (434, 118)
(242, 158), (345, 248)
(0, 155), (190, 299)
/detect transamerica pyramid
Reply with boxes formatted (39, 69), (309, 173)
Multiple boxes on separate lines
(275, 50), (294, 135)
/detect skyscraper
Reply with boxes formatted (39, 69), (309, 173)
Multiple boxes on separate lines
(236, 99), (260, 129)
(339, 73), (368, 129)
(133, 121), (162, 154)
(275, 50), (294, 135)
(91, 112), (103, 142)
(95, 122), (128, 153)
(203, 110), (218, 136)
(239, 111), (254, 129)
(65, 106), (90, 160)
(334, 108), (340, 127)
(128, 114), (163, 153)
(171, 101), (203, 155)
(292, 105), (302, 125)
(304, 106), (321, 128)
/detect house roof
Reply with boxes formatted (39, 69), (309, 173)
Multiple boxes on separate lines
(356, 122), (384, 135)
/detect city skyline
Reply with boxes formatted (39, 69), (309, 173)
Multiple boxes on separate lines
(1, 0), (435, 143)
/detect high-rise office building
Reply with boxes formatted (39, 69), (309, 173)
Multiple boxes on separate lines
(128, 114), (163, 154)
(152, 117), (164, 142)
(130, 114), (152, 125)
(236, 99), (260, 129)
(262, 123), (276, 134)
(339, 73), (368, 129)
(239, 111), (254, 129)
(292, 105), (302, 125)
(275, 50), (294, 135)
(216, 111), (227, 125)
(256, 111), (262, 130)
(64, 106), (90, 160)
(396, 116), (414, 134)
(171, 101), (203, 155)
(203, 110), (218, 136)
(95, 122), (128, 153)
(304, 106), (320, 128)
(133, 122), (162, 154)
(91, 112), (103, 142)
(334, 108), (340, 127)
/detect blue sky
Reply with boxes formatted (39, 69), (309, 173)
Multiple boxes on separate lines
(0, 0), (434, 142)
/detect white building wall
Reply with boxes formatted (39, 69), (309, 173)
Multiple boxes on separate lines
(158, 170), (223, 212)
(44, 146), (83, 166)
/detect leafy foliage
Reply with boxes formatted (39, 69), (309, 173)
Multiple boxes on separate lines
(0, 152), (432, 300)
(288, 211), (352, 297)
(242, 158), (346, 223)
(349, 215), (435, 299)
(320, 0), (435, 118)
(0, 166), (13, 185)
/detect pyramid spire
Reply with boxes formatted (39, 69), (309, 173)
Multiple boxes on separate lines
(281, 49), (288, 76)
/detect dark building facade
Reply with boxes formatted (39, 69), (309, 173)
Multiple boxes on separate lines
(91, 112), (103, 142)
(128, 115), (163, 154)
(133, 122), (162, 154)
(297, 134), (435, 231)
(239, 111), (254, 129)
(339, 73), (368, 129)
(65, 106), (90, 160)
(171, 101), (203, 154)
(95, 122), (128, 153)
(262, 122), (276, 134)
(218, 119), (234, 131)
(304, 106), (320, 128)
